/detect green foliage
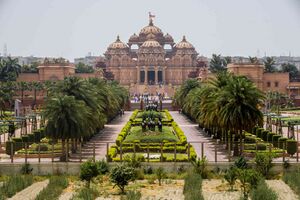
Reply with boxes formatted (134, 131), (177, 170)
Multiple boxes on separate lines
(261, 130), (269, 141)
(250, 179), (278, 200)
(286, 139), (297, 156)
(278, 137), (288, 149)
(110, 164), (135, 194)
(75, 62), (94, 73)
(281, 63), (299, 80)
(0, 175), (33, 199)
(224, 166), (238, 191)
(0, 57), (21, 82)
(237, 168), (261, 200)
(80, 160), (100, 188)
(283, 170), (300, 196)
(96, 159), (109, 175)
(35, 176), (68, 200)
(272, 135), (281, 147)
(21, 163), (33, 175)
(209, 54), (228, 73)
(72, 187), (99, 200)
(183, 172), (204, 200)
(191, 157), (208, 178)
(121, 190), (142, 200)
(264, 57), (276, 73)
(234, 156), (248, 169)
(255, 153), (274, 177)
(155, 167), (167, 186)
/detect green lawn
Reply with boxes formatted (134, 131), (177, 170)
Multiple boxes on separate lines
(124, 126), (179, 143)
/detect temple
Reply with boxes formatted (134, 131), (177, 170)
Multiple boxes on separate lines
(103, 14), (206, 95)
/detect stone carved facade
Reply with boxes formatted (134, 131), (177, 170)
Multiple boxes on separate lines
(104, 16), (205, 95)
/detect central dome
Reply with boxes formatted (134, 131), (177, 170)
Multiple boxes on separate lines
(139, 19), (163, 37)
(141, 39), (162, 48)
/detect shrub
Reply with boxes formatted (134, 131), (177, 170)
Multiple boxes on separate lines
(5, 141), (15, 155)
(110, 164), (135, 194)
(35, 144), (48, 151)
(27, 134), (35, 144)
(257, 143), (267, 151)
(72, 187), (99, 200)
(35, 176), (68, 200)
(237, 168), (260, 200)
(234, 156), (248, 169)
(191, 157), (208, 178)
(278, 137), (288, 149)
(143, 166), (153, 174)
(283, 171), (300, 196)
(21, 163), (33, 175)
(250, 179), (277, 200)
(183, 172), (204, 200)
(0, 175), (33, 198)
(256, 128), (264, 138)
(252, 126), (258, 135)
(272, 135), (281, 147)
(255, 153), (274, 177)
(121, 190), (142, 200)
(21, 135), (29, 143)
(224, 166), (238, 191)
(286, 139), (298, 156)
(267, 132), (275, 142)
(261, 130), (269, 141)
(244, 135), (257, 143)
(155, 167), (166, 186)
(12, 137), (23, 151)
(96, 159), (109, 175)
(80, 160), (99, 188)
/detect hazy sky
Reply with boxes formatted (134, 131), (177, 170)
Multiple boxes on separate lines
(0, 0), (300, 61)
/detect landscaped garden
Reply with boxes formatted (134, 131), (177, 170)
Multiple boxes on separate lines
(108, 109), (196, 162)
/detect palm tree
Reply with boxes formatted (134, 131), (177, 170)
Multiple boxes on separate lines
(17, 81), (29, 102)
(249, 56), (259, 64)
(0, 57), (21, 82)
(43, 95), (94, 160)
(174, 79), (200, 109)
(263, 57), (276, 73)
(29, 81), (44, 108)
(209, 54), (227, 73)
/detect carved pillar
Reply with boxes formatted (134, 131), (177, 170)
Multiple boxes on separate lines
(163, 67), (166, 84)
(155, 67), (158, 84)
(144, 67), (148, 85)
(136, 66), (140, 84)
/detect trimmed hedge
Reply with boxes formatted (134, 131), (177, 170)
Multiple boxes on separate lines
(261, 130), (269, 141)
(286, 140), (298, 156)
(267, 132), (275, 143)
(256, 128), (264, 138)
(278, 137), (288, 149)
(272, 135), (281, 147)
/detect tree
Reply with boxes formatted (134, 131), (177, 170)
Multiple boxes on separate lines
(249, 56), (259, 64)
(80, 160), (99, 188)
(174, 79), (200, 108)
(224, 166), (238, 191)
(263, 57), (276, 73)
(237, 169), (260, 200)
(110, 164), (135, 194)
(0, 57), (21, 82)
(155, 167), (166, 186)
(29, 81), (44, 108)
(75, 62), (94, 73)
(209, 54), (228, 73)
(17, 82), (29, 102)
(281, 63), (298, 80)
(43, 95), (93, 160)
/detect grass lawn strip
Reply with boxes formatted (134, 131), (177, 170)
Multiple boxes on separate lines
(266, 180), (299, 200)
(35, 176), (68, 200)
(9, 179), (49, 200)
(124, 126), (178, 143)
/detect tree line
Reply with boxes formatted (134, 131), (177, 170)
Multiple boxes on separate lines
(174, 72), (265, 155)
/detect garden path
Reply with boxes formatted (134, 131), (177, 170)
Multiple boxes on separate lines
(8, 179), (49, 200)
(170, 112), (228, 162)
(69, 112), (132, 161)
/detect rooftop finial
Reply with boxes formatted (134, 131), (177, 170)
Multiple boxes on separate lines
(148, 12), (155, 26)
(182, 35), (187, 42)
(116, 35), (120, 41)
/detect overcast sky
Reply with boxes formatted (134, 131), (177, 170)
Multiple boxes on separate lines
(0, 0), (300, 61)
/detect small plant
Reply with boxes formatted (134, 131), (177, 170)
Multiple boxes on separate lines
(121, 190), (142, 200)
(21, 163), (33, 175)
(80, 160), (99, 188)
(224, 166), (238, 191)
(250, 179), (277, 200)
(255, 153), (274, 177)
(96, 159), (109, 175)
(73, 187), (99, 200)
(237, 168), (261, 200)
(234, 156), (248, 169)
(155, 167), (166, 186)
(110, 163), (135, 194)
(183, 172), (204, 200)
(125, 154), (141, 168)
(283, 170), (300, 196)
(35, 176), (68, 200)
(191, 157), (208, 178)
(0, 175), (33, 198)
(143, 166), (153, 174)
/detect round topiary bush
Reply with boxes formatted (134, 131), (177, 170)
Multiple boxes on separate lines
(35, 144), (48, 151)
(256, 128), (264, 138)
(286, 140), (298, 156)
(278, 137), (288, 149)
(261, 130), (269, 141)
(272, 135), (281, 147)
(256, 143), (267, 150)
(267, 132), (275, 142)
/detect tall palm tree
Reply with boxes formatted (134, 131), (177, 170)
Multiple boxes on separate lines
(0, 57), (21, 82)
(43, 95), (94, 160)
(174, 79), (200, 108)
(17, 81), (29, 102)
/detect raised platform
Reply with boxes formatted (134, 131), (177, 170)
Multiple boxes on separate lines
(128, 84), (178, 96)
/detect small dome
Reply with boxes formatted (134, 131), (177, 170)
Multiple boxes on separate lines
(108, 35), (128, 49)
(164, 33), (173, 41)
(129, 33), (139, 41)
(175, 36), (194, 49)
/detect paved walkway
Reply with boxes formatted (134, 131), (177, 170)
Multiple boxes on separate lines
(170, 111), (228, 162)
(8, 179), (49, 200)
(69, 112), (132, 161)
